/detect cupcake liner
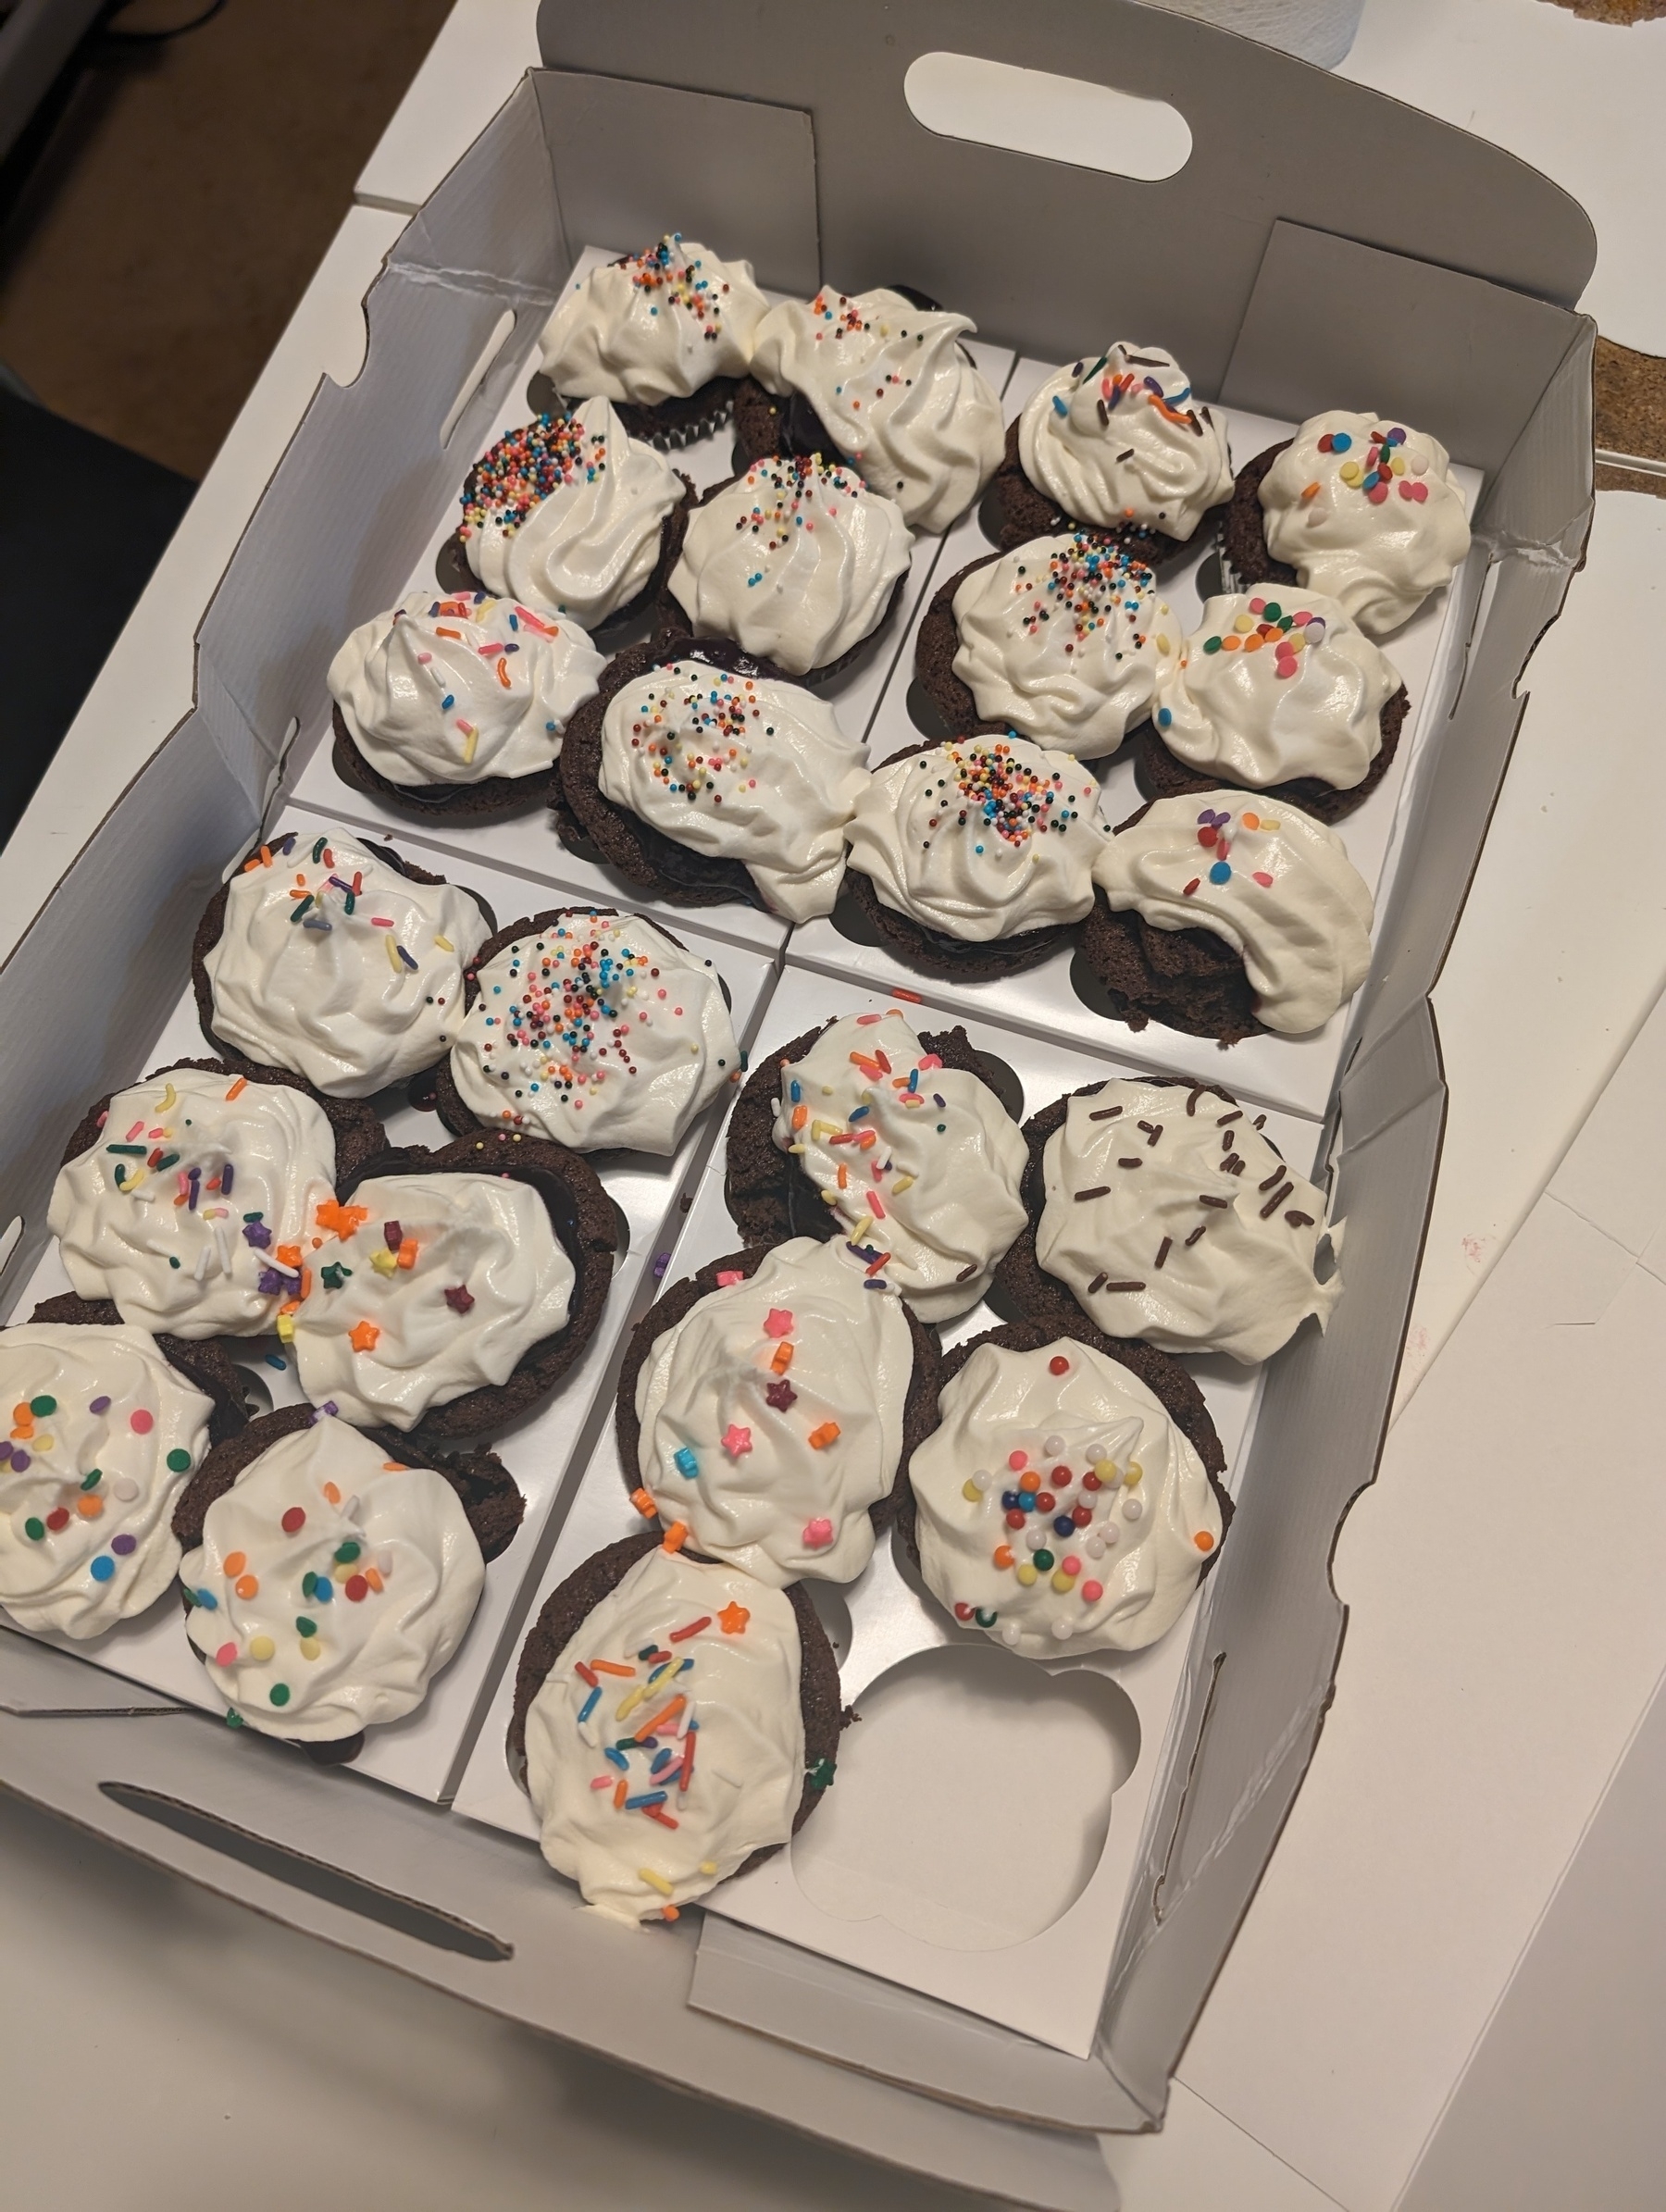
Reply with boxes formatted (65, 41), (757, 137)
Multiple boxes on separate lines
(526, 368), (740, 453)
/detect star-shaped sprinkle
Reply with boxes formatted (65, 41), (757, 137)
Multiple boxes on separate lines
(717, 1601), (750, 1635)
(763, 1309), (794, 1339)
(802, 1517), (835, 1549)
(721, 1423), (752, 1457)
(765, 1379), (797, 1410)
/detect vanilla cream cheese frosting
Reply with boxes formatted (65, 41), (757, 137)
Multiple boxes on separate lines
(448, 910), (738, 1153)
(844, 736), (1106, 941)
(951, 536), (1180, 759)
(1036, 1080), (1340, 1361)
(0, 1323), (214, 1640)
(1152, 590), (1399, 791)
(537, 236), (768, 406)
(329, 590), (603, 787)
(751, 286), (1004, 531)
(524, 1544), (804, 1926)
(460, 401), (683, 628)
(773, 1011), (1026, 1321)
(180, 1417), (485, 1741)
(1018, 343), (1233, 541)
(1093, 792), (1374, 1035)
(667, 454), (914, 677)
(599, 660), (870, 921)
(635, 1238), (913, 1585)
(289, 1172), (574, 1432)
(49, 1066), (338, 1340)
(204, 829), (490, 1099)
(1258, 412), (1471, 637)
(910, 1337), (1222, 1659)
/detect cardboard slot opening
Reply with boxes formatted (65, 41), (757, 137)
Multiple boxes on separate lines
(902, 52), (1192, 183)
(441, 306), (518, 450)
(97, 1782), (514, 1960)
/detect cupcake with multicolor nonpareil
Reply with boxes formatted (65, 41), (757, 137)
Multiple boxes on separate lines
(995, 1077), (1341, 1363)
(1085, 792), (1374, 1042)
(443, 404), (690, 631)
(839, 736), (1107, 980)
(1136, 590), (1407, 824)
(556, 640), (870, 921)
(902, 1319), (1229, 1659)
(328, 590), (605, 822)
(994, 343), (1234, 556)
(0, 1319), (227, 1639)
(617, 1237), (939, 1586)
(175, 1404), (523, 1755)
(286, 1131), (615, 1439)
(49, 1062), (384, 1341)
(436, 907), (740, 1154)
(194, 829), (491, 1100)
(725, 1010), (1026, 1323)
(535, 236), (769, 448)
(914, 534), (1180, 762)
(1221, 412), (1471, 638)
(510, 1528), (843, 1926)
(662, 454), (914, 680)
(737, 285), (1004, 532)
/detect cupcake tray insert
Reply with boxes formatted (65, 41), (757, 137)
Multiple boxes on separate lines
(1, 805), (779, 1803)
(451, 964), (1323, 2056)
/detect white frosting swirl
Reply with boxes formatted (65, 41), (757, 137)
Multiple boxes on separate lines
(1152, 590), (1399, 791)
(635, 1238), (913, 1586)
(180, 1418), (484, 1741)
(1258, 412), (1472, 637)
(524, 1544), (804, 1926)
(537, 237), (768, 406)
(950, 536), (1180, 759)
(48, 1067), (337, 1340)
(0, 1323), (213, 1639)
(1036, 1081), (1340, 1362)
(461, 400), (683, 628)
(1093, 792), (1374, 1035)
(328, 590), (603, 787)
(667, 454), (914, 677)
(1018, 344), (1233, 541)
(751, 287), (1003, 532)
(910, 1338), (1222, 1659)
(448, 911), (739, 1154)
(844, 736), (1105, 941)
(773, 1011), (1026, 1322)
(290, 1172), (574, 1432)
(599, 660), (870, 921)
(204, 829), (489, 1099)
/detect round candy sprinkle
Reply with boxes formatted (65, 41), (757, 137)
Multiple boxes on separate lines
(247, 1634), (276, 1661)
(22, 1516), (44, 1541)
(90, 1556), (116, 1583)
(112, 1476), (139, 1502)
(269, 1684), (291, 1708)
(299, 1638), (322, 1660)
(166, 1448), (193, 1473)
(214, 1642), (238, 1666)
(344, 1574), (369, 1602)
(111, 1533), (137, 1557)
(280, 1506), (306, 1535)
(29, 1395), (55, 1417)
(88, 1396), (110, 1415)
(223, 1550), (246, 1575)
(1082, 1580), (1104, 1603)
(193, 1586), (218, 1609)
(129, 1410), (154, 1435)
(234, 1573), (259, 1599)
(81, 1468), (103, 1490)
(334, 1540), (361, 1564)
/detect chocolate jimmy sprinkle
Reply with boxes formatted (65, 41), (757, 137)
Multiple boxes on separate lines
(1154, 1236), (1172, 1270)
(1185, 1224), (1208, 1247)
(1088, 1105), (1123, 1121)
(1258, 1165), (1287, 1192)
(1138, 1121), (1162, 1146)
(1117, 1157), (1142, 1170)
(1198, 1195), (1230, 1210)
(1259, 1181), (1295, 1219)
(1099, 1280), (1146, 1294)
(1286, 1211), (1314, 1228)
(1074, 1185), (1111, 1202)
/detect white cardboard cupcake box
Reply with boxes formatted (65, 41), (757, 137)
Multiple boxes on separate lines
(0, 4), (1595, 2205)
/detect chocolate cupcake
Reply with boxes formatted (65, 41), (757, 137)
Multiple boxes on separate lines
(435, 404), (694, 633)
(556, 639), (870, 921)
(839, 736), (1106, 981)
(1135, 590), (1409, 825)
(616, 1236), (940, 1584)
(994, 1076), (1341, 1362)
(532, 236), (769, 449)
(914, 534), (1180, 761)
(174, 1401), (522, 1757)
(435, 906), (740, 1155)
(193, 827), (492, 1100)
(284, 1129), (615, 1441)
(992, 343), (1233, 558)
(1220, 414), (1471, 638)
(328, 589), (604, 824)
(49, 1061), (384, 1341)
(660, 454), (913, 680)
(509, 1527), (843, 1925)
(725, 1009), (1026, 1323)
(1084, 792), (1374, 1042)
(901, 1317), (1231, 1659)
(0, 1311), (242, 1640)
(739, 285), (1004, 532)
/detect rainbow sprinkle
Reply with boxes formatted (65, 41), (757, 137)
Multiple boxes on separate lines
(460, 415), (607, 541)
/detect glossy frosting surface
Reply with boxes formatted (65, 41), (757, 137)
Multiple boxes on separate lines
(538, 237), (767, 405)
(1018, 344), (1233, 540)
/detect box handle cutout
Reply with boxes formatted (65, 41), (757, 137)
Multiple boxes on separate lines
(98, 1782), (512, 1961)
(904, 53), (1191, 183)
(441, 306), (518, 450)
